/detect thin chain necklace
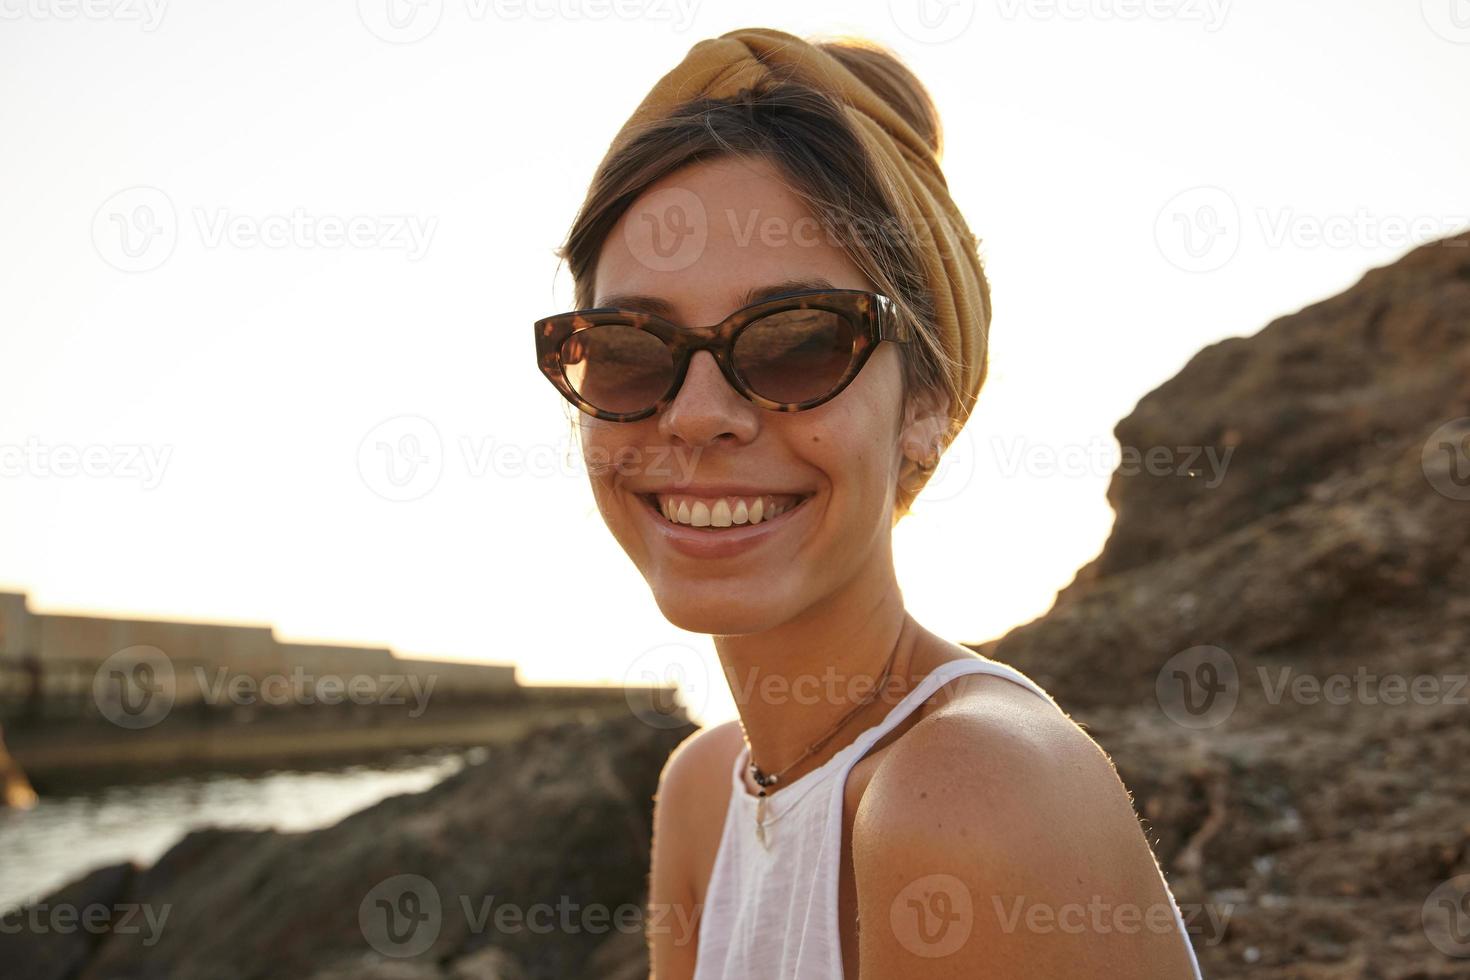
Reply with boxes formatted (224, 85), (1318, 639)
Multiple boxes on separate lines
(737, 644), (902, 848)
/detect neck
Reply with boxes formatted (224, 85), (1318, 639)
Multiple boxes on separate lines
(714, 554), (920, 790)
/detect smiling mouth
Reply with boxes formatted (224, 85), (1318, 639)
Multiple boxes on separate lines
(638, 492), (814, 530)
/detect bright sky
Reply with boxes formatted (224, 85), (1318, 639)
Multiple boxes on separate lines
(2, 1), (1466, 727)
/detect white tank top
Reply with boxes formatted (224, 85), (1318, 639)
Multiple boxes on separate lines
(691, 656), (1205, 979)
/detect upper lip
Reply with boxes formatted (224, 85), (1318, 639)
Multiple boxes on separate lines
(634, 484), (815, 498)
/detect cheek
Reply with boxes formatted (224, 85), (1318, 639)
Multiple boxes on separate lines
(578, 419), (629, 495)
(579, 419), (671, 510)
(800, 407), (898, 501)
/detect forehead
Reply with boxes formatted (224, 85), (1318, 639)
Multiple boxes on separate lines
(592, 155), (873, 324)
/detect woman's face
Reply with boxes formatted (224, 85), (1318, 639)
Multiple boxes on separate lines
(584, 154), (927, 635)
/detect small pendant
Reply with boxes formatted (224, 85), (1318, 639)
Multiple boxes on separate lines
(755, 792), (769, 849)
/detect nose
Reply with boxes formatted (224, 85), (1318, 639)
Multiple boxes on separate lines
(657, 350), (759, 447)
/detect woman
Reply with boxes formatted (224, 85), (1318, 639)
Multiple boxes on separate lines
(535, 27), (1205, 979)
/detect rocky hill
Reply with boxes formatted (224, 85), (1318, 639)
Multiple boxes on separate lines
(976, 230), (1470, 977)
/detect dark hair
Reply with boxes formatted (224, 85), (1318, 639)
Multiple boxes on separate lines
(556, 36), (986, 522)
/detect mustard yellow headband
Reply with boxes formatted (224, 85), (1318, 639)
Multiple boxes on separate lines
(604, 27), (990, 429)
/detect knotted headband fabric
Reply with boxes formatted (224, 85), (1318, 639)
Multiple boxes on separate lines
(602, 26), (991, 430)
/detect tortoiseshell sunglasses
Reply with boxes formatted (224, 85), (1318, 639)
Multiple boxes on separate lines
(534, 288), (909, 422)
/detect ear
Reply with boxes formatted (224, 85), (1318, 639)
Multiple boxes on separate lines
(898, 384), (952, 469)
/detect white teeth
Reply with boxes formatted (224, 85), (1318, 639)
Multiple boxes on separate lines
(649, 493), (808, 529)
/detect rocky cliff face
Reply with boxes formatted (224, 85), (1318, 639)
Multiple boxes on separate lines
(975, 231), (1470, 977)
(4, 234), (1468, 979)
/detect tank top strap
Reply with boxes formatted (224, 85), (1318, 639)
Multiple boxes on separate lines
(843, 656), (1057, 764)
(724, 656), (1057, 797)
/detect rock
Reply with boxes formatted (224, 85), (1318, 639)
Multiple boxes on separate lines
(447, 945), (525, 980)
(584, 925), (651, 980)
(4, 714), (693, 980)
(307, 956), (447, 980)
(969, 231), (1470, 977)
(0, 862), (134, 980)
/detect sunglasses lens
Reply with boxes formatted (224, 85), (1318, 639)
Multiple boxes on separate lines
(560, 325), (674, 415)
(733, 308), (857, 404)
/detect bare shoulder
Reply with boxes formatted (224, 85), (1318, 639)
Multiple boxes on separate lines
(648, 719), (745, 979)
(871, 658), (1124, 836)
(660, 717), (744, 799)
(654, 717), (745, 869)
(869, 660), (1128, 824)
(851, 660), (1198, 978)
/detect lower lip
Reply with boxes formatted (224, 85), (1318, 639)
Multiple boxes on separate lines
(636, 494), (815, 560)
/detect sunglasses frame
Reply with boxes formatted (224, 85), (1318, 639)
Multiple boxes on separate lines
(535, 287), (909, 423)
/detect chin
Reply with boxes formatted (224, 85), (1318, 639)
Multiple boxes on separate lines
(649, 584), (794, 636)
